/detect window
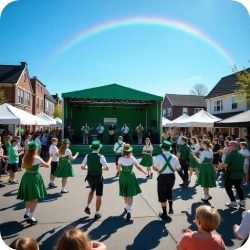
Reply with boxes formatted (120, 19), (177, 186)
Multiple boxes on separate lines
(40, 100), (43, 110)
(214, 100), (223, 112)
(18, 88), (24, 104)
(232, 97), (238, 110)
(26, 92), (31, 106)
(36, 97), (39, 109)
(167, 108), (172, 117)
(182, 107), (188, 114)
(194, 108), (203, 113)
(45, 100), (49, 113)
(163, 109), (166, 115)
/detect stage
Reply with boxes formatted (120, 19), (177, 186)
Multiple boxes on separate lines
(69, 144), (162, 156)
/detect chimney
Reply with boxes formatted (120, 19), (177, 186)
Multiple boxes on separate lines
(33, 76), (37, 79)
(20, 62), (27, 67)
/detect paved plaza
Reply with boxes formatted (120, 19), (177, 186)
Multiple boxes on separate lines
(0, 156), (249, 250)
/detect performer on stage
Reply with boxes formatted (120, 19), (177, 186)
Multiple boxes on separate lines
(118, 144), (147, 220)
(96, 123), (104, 143)
(81, 140), (109, 220)
(121, 123), (129, 143)
(153, 141), (181, 219)
(81, 123), (90, 145)
(140, 138), (154, 178)
(136, 123), (144, 144)
(114, 136), (125, 177)
(17, 141), (52, 225)
(108, 124), (116, 145)
(53, 139), (79, 194)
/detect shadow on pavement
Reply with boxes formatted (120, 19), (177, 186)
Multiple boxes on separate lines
(0, 221), (25, 240)
(0, 201), (24, 212)
(3, 189), (18, 197)
(173, 186), (197, 201)
(125, 220), (168, 250)
(41, 192), (62, 203)
(104, 176), (118, 184)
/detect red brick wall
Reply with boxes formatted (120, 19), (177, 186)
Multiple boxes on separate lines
(30, 78), (45, 115)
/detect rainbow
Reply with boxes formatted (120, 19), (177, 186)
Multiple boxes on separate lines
(51, 16), (234, 64)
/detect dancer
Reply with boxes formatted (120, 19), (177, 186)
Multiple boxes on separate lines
(17, 141), (52, 225)
(212, 138), (221, 174)
(189, 137), (200, 185)
(48, 137), (59, 188)
(118, 144), (147, 220)
(114, 136), (125, 177)
(136, 123), (143, 144)
(53, 139), (79, 194)
(81, 140), (109, 220)
(191, 139), (216, 203)
(153, 141), (181, 219)
(81, 123), (90, 145)
(140, 138), (154, 178)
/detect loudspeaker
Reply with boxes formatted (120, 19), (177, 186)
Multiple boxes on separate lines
(151, 120), (157, 127)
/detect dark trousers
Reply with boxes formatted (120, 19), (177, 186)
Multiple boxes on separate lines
(97, 133), (103, 143)
(109, 134), (114, 144)
(225, 178), (244, 201)
(41, 145), (47, 157)
(178, 159), (189, 183)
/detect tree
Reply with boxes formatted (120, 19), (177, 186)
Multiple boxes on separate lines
(0, 87), (8, 104)
(189, 83), (209, 96)
(54, 105), (62, 119)
(231, 62), (250, 104)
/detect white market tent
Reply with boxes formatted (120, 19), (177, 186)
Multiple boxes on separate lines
(166, 113), (190, 127)
(54, 117), (62, 126)
(0, 103), (49, 125)
(162, 117), (171, 127)
(36, 112), (57, 125)
(173, 110), (221, 127)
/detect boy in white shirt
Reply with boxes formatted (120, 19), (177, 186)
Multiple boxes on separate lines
(240, 142), (250, 186)
(114, 136), (124, 177)
(49, 138), (59, 188)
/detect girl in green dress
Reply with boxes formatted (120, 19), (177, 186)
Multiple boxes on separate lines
(139, 138), (154, 178)
(189, 137), (200, 185)
(191, 139), (216, 203)
(118, 144), (147, 220)
(53, 139), (79, 194)
(17, 141), (52, 225)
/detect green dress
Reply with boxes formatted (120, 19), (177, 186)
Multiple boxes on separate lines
(190, 146), (200, 169)
(17, 164), (47, 201)
(140, 150), (153, 167)
(53, 155), (75, 178)
(119, 164), (142, 197)
(197, 157), (216, 188)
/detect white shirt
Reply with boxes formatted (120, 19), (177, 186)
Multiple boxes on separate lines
(118, 156), (137, 166)
(154, 152), (181, 174)
(121, 126), (129, 134)
(97, 126), (104, 133)
(235, 210), (250, 240)
(177, 135), (183, 145)
(221, 146), (229, 162)
(24, 139), (31, 151)
(191, 144), (199, 153)
(241, 149), (250, 165)
(81, 151), (108, 168)
(35, 137), (42, 149)
(60, 148), (72, 157)
(49, 144), (59, 162)
(197, 150), (213, 164)
(114, 141), (125, 154)
(23, 156), (42, 165)
(143, 145), (153, 153)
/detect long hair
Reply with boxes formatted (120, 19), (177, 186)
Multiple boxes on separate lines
(55, 229), (91, 250)
(9, 237), (39, 250)
(58, 143), (67, 156)
(122, 151), (133, 157)
(23, 149), (38, 168)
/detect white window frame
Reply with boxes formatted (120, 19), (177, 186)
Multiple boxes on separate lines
(18, 88), (24, 104)
(214, 100), (223, 112)
(182, 107), (188, 114)
(163, 109), (166, 115)
(232, 97), (238, 110)
(167, 108), (172, 117)
(25, 92), (31, 106)
(194, 108), (203, 113)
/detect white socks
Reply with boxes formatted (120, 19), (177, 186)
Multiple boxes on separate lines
(61, 187), (66, 192)
(127, 205), (132, 213)
(29, 212), (35, 220)
(86, 204), (90, 208)
(95, 211), (99, 215)
(25, 208), (30, 216)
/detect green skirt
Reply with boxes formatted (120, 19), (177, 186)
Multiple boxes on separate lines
(197, 163), (216, 188)
(119, 171), (142, 197)
(53, 159), (74, 178)
(140, 154), (153, 167)
(189, 155), (200, 169)
(17, 172), (47, 201)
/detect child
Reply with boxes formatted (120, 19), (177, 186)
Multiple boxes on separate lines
(140, 138), (154, 178)
(189, 137), (200, 185)
(0, 142), (8, 187)
(9, 237), (39, 250)
(240, 142), (250, 186)
(177, 205), (226, 250)
(212, 138), (221, 174)
(48, 137), (59, 188)
(53, 139), (79, 194)
(113, 136), (125, 177)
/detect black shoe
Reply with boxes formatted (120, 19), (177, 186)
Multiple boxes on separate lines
(24, 214), (29, 219)
(84, 207), (91, 215)
(61, 190), (69, 194)
(124, 207), (127, 212)
(201, 198), (209, 203)
(159, 212), (169, 220)
(0, 183), (5, 188)
(146, 175), (150, 178)
(168, 208), (174, 215)
(208, 196), (212, 200)
(27, 218), (38, 225)
(94, 213), (102, 220)
(150, 173), (153, 179)
(10, 180), (19, 184)
(179, 183), (188, 187)
(115, 172), (120, 177)
(49, 183), (57, 189)
(126, 212), (131, 220)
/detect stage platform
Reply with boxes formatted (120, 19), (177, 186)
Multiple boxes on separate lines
(69, 144), (162, 156)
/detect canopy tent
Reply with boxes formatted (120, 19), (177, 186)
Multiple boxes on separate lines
(172, 110), (221, 127)
(54, 117), (63, 126)
(162, 117), (170, 127)
(0, 103), (48, 125)
(214, 110), (250, 127)
(36, 112), (56, 125)
(166, 113), (189, 127)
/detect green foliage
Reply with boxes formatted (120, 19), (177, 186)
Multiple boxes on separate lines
(231, 61), (250, 103)
(54, 105), (62, 119)
(0, 87), (8, 104)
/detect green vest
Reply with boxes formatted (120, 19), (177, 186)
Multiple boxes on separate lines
(87, 153), (102, 175)
(178, 144), (190, 160)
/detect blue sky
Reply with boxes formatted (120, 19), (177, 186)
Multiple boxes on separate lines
(0, 0), (249, 97)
